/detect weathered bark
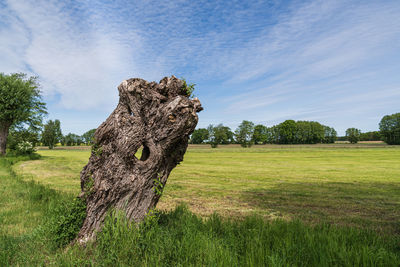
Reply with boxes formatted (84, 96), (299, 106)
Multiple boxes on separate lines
(77, 76), (202, 243)
(0, 123), (10, 156)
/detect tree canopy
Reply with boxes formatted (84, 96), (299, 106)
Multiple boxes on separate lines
(41, 119), (62, 149)
(379, 113), (400, 145)
(235, 120), (255, 147)
(63, 133), (82, 146)
(190, 128), (209, 144)
(82, 129), (96, 145)
(345, 128), (361, 144)
(258, 120), (337, 145)
(252, 124), (268, 144)
(207, 124), (233, 148)
(0, 73), (47, 155)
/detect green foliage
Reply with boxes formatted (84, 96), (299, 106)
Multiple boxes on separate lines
(47, 197), (86, 248)
(277, 119), (298, 144)
(81, 129), (96, 145)
(7, 127), (40, 151)
(2, 149), (400, 266)
(207, 124), (233, 148)
(0, 155), (84, 265)
(323, 125), (337, 143)
(91, 142), (103, 156)
(252, 124), (268, 144)
(359, 131), (381, 141)
(0, 73), (47, 155)
(41, 119), (62, 149)
(62, 133), (82, 146)
(204, 120), (337, 146)
(153, 173), (164, 196)
(190, 128), (209, 144)
(235, 120), (255, 147)
(56, 205), (400, 266)
(251, 120), (337, 145)
(181, 78), (196, 97)
(346, 128), (361, 144)
(0, 73), (47, 130)
(15, 141), (36, 155)
(379, 113), (400, 145)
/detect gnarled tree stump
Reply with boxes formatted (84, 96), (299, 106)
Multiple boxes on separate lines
(77, 76), (202, 243)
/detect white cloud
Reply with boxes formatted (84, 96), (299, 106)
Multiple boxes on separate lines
(1, 0), (400, 135)
(3, 0), (148, 110)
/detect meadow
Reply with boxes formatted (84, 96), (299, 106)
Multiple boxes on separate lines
(1, 144), (400, 265)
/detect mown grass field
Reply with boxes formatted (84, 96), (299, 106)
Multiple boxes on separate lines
(1, 144), (400, 265)
(15, 144), (400, 234)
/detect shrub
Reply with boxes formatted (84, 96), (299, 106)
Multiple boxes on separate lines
(47, 197), (86, 248)
(15, 141), (36, 155)
(181, 79), (195, 97)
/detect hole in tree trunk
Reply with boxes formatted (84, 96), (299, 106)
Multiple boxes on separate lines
(134, 144), (150, 161)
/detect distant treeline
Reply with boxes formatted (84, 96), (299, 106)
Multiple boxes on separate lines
(6, 113), (400, 151)
(60, 130), (96, 146)
(191, 120), (338, 147)
(7, 121), (96, 151)
(191, 113), (400, 147)
(336, 131), (381, 142)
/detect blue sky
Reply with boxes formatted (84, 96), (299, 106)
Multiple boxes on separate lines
(1, 0), (399, 136)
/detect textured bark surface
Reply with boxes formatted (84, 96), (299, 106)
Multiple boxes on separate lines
(77, 76), (202, 243)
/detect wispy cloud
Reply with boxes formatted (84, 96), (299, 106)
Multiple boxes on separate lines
(3, 0), (146, 110)
(1, 0), (399, 134)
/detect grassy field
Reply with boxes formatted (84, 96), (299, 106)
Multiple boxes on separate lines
(15, 144), (400, 234)
(1, 144), (400, 265)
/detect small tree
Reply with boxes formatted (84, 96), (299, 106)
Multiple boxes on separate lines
(252, 124), (268, 144)
(76, 136), (83, 146)
(7, 127), (40, 151)
(379, 113), (400, 145)
(323, 126), (337, 143)
(82, 129), (96, 145)
(346, 128), (361, 144)
(64, 133), (80, 146)
(235, 120), (255, 147)
(207, 125), (218, 148)
(190, 128), (209, 144)
(41, 119), (62, 149)
(207, 124), (232, 148)
(0, 73), (47, 155)
(60, 136), (66, 146)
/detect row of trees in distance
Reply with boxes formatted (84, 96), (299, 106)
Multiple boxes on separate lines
(7, 119), (96, 150)
(41, 119), (96, 148)
(1, 72), (400, 154)
(35, 114), (400, 149)
(191, 120), (338, 147)
(191, 114), (400, 147)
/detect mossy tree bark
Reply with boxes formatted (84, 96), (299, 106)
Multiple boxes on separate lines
(77, 76), (202, 243)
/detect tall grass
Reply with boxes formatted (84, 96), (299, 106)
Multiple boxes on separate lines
(0, 155), (85, 265)
(55, 205), (400, 266)
(1, 155), (400, 266)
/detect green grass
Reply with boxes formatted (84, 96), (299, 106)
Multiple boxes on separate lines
(1, 144), (400, 265)
(15, 144), (400, 234)
(54, 205), (400, 266)
(0, 155), (85, 265)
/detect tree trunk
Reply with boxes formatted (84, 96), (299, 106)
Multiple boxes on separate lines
(0, 123), (10, 156)
(77, 76), (202, 243)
